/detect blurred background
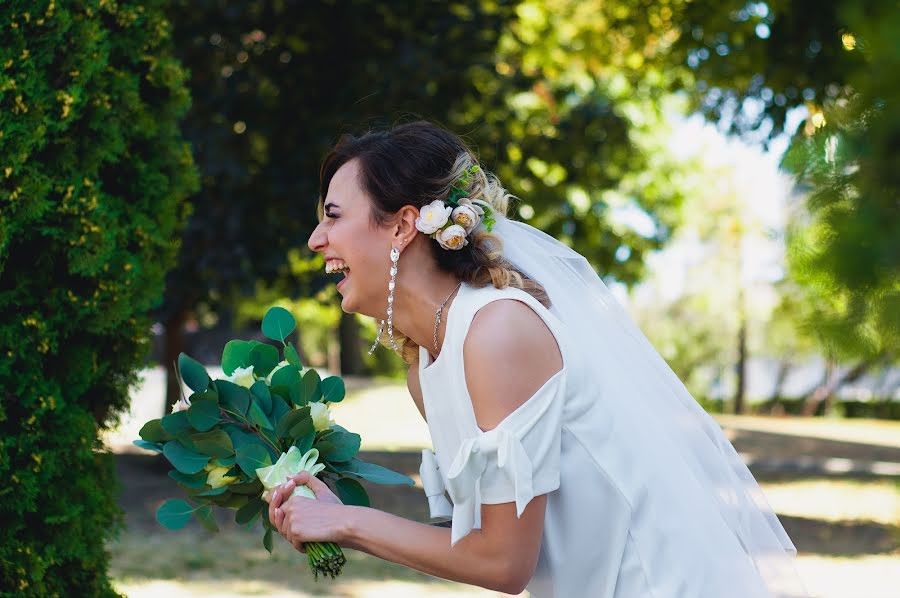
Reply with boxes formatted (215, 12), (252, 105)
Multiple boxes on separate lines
(2, 1), (897, 597)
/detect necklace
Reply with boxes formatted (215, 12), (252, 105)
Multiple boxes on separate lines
(433, 282), (462, 354)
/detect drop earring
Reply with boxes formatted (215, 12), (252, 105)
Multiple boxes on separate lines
(369, 245), (402, 354)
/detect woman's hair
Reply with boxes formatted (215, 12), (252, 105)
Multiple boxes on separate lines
(319, 120), (549, 363)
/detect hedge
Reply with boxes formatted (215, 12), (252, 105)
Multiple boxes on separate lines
(0, 1), (197, 595)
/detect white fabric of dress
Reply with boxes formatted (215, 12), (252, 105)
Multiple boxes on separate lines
(417, 281), (788, 597)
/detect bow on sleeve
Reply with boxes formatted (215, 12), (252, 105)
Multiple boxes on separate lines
(444, 428), (535, 546)
(420, 449), (453, 520)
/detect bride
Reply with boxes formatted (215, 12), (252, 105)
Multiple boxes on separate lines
(267, 121), (807, 597)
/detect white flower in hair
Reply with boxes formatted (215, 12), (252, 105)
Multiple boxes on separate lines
(416, 199), (453, 234)
(451, 198), (484, 233)
(436, 224), (469, 250)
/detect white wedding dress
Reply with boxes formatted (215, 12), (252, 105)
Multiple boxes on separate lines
(417, 281), (797, 597)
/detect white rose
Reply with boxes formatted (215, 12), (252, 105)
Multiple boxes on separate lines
(451, 204), (482, 233)
(415, 199), (452, 234)
(436, 224), (469, 250)
(225, 365), (255, 388)
(265, 360), (290, 385)
(309, 401), (335, 432)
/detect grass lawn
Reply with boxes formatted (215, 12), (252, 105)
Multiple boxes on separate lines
(108, 374), (900, 597)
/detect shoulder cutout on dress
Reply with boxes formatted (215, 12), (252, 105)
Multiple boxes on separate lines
(463, 298), (564, 432)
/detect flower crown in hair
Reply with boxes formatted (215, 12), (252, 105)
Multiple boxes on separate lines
(414, 165), (496, 250)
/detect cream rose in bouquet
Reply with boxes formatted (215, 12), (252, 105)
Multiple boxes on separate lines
(135, 307), (414, 580)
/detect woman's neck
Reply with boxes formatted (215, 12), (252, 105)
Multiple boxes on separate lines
(390, 266), (462, 358)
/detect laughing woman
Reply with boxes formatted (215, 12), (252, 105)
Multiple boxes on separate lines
(267, 121), (807, 597)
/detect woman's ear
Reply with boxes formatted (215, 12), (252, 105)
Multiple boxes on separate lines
(393, 204), (420, 248)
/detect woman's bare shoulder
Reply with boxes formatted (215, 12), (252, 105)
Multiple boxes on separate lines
(463, 298), (563, 431)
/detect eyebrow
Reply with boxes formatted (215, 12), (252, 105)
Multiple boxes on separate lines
(323, 202), (340, 212)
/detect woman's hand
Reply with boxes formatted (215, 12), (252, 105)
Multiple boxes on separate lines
(267, 471), (349, 551)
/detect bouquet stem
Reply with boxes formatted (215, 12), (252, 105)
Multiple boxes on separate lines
(305, 541), (346, 579)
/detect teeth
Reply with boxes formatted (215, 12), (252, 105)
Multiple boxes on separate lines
(325, 260), (350, 274)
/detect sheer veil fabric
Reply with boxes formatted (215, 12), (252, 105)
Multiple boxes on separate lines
(490, 214), (808, 597)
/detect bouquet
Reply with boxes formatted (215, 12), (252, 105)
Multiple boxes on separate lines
(134, 306), (414, 579)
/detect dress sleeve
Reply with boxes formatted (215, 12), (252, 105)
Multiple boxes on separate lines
(443, 367), (566, 546)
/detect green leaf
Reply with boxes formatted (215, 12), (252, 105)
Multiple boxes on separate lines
(248, 399), (273, 431)
(289, 416), (314, 440)
(169, 470), (208, 489)
(336, 458), (415, 486)
(160, 410), (192, 436)
(163, 441), (211, 474)
(293, 430), (316, 454)
(187, 398), (220, 432)
(197, 485), (229, 497)
(335, 477), (370, 507)
(263, 527), (274, 554)
(319, 429), (361, 462)
(221, 340), (259, 376)
(217, 494), (250, 509)
(275, 406), (310, 438)
(215, 379), (250, 415)
(212, 455), (236, 467)
(133, 439), (163, 453)
(250, 380), (272, 414)
(236, 443), (272, 477)
(262, 306), (296, 342)
(139, 419), (172, 442)
(301, 368), (323, 404)
(269, 395), (290, 426)
(284, 343), (302, 369)
(270, 366), (302, 405)
(195, 504), (219, 532)
(178, 353), (211, 392)
(249, 343), (280, 378)
(229, 480), (264, 495)
(156, 499), (194, 529)
(191, 429), (234, 458)
(320, 376), (345, 403)
(235, 497), (265, 525)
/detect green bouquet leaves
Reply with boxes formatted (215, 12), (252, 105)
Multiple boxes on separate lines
(261, 306), (296, 342)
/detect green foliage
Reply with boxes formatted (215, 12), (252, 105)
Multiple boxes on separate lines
(144, 307), (413, 579)
(0, 1), (197, 595)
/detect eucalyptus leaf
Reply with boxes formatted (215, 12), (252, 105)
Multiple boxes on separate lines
(133, 439), (163, 453)
(284, 343), (302, 369)
(320, 376), (346, 403)
(192, 429), (234, 458)
(275, 406), (310, 438)
(212, 455), (237, 467)
(178, 353), (211, 393)
(335, 458), (415, 486)
(156, 499), (194, 529)
(262, 306), (296, 342)
(138, 419), (172, 443)
(319, 429), (361, 462)
(236, 443), (272, 477)
(222, 340), (256, 376)
(217, 494), (250, 509)
(293, 430), (316, 454)
(187, 398), (220, 432)
(263, 527), (273, 554)
(235, 497), (265, 525)
(229, 480), (264, 495)
(161, 410), (192, 436)
(195, 504), (220, 532)
(248, 400), (273, 431)
(169, 469), (208, 489)
(250, 380), (272, 414)
(163, 441), (210, 474)
(269, 395), (290, 426)
(197, 485), (229, 497)
(270, 366), (302, 405)
(335, 477), (370, 507)
(215, 379), (250, 415)
(249, 343), (280, 378)
(301, 368), (322, 404)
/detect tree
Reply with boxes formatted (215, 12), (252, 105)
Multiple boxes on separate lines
(0, 1), (197, 594)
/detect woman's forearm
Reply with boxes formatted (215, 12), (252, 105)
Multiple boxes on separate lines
(341, 506), (525, 594)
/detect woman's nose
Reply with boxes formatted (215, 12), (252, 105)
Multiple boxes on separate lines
(308, 222), (326, 253)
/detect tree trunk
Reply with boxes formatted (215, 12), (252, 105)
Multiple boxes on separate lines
(733, 312), (748, 415)
(801, 357), (877, 416)
(339, 311), (364, 376)
(163, 308), (187, 417)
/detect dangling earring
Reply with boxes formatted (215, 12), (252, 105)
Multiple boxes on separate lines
(369, 245), (402, 354)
